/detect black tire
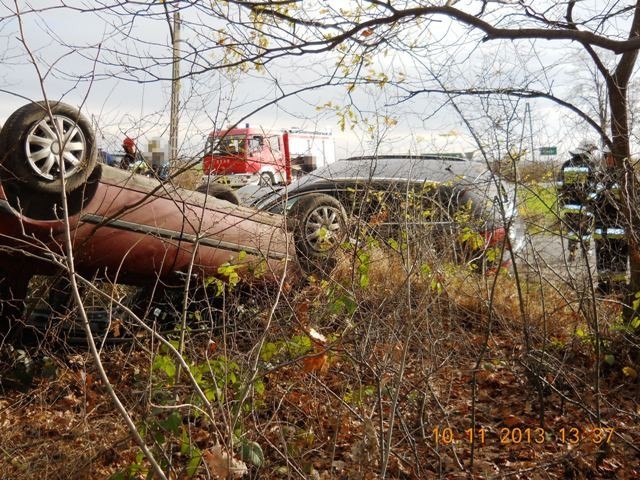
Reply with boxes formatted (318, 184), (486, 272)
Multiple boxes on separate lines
(0, 101), (97, 194)
(196, 182), (240, 205)
(290, 194), (347, 272)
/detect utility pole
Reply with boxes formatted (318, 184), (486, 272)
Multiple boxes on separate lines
(524, 102), (535, 162)
(169, 11), (181, 164)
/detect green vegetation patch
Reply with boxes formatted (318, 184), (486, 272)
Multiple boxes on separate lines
(519, 183), (559, 235)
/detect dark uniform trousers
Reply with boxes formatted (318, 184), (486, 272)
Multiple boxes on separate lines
(593, 181), (628, 289)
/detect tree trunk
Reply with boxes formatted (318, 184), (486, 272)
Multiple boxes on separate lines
(608, 1), (640, 305)
(608, 78), (640, 307)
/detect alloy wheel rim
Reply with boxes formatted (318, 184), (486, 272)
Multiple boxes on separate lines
(25, 114), (86, 181)
(304, 205), (343, 252)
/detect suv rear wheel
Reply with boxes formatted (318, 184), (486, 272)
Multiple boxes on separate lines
(290, 194), (347, 271)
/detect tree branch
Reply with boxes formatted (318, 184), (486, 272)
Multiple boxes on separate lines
(399, 87), (609, 142)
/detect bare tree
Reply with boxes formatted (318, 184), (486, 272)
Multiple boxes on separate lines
(174, 0), (640, 305)
(34, 0), (636, 288)
(3, 2), (640, 478)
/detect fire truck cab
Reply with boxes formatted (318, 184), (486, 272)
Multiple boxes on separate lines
(202, 127), (286, 187)
(201, 126), (335, 188)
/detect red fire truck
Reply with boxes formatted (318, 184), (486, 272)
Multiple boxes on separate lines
(201, 126), (335, 187)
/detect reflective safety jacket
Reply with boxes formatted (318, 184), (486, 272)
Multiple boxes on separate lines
(556, 155), (597, 240)
(556, 155), (596, 209)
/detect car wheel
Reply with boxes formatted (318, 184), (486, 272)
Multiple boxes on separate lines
(0, 101), (97, 194)
(291, 194), (347, 270)
(196, 182), (240, 205)
(259, 172), (275, 187)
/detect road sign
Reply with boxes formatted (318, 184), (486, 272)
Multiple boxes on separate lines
(539, 146), (557, 156)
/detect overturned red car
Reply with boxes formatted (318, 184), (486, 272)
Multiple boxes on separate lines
(0, 101), (296, 332)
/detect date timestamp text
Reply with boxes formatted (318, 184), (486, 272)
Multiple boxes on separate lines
(432, 426), (614, 446)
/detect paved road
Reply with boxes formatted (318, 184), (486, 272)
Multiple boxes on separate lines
(514, 231), (599, 289)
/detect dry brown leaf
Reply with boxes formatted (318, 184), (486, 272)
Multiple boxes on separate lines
(203, 444), (247, 479)
(110, 318), (123, 337)
(58, 393), (81, 411)
(303, 353), (327, 373)
(503, 415), (523, 428)
(295, 302), (309, 323)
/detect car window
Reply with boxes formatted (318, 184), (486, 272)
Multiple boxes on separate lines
(329, 180), (471, 261)
(333, 181), (458, 225)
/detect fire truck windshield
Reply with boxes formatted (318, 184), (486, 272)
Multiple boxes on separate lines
(207, 134), (246, 155)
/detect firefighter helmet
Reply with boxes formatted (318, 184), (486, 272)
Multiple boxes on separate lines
(570, 140), (598, 156)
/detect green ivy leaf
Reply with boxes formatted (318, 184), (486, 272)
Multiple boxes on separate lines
(159, 411), (182, 435)
(260, 342), (279, 362)
(204, 387), (217, 402)
(153, 355), (176, 378)
(240, 440), (264, 467)
(330, 294), (357, 315)
(420, 263), (431, 277)
(187, 448), (202, 477)
(180, 428), (191, 456)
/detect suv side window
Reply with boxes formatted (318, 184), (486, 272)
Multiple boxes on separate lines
(332, 181), (450, 224)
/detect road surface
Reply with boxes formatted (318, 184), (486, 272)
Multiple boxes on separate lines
(515, 230), (601, 290)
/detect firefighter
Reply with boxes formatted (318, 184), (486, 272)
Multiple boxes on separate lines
(121, 137), (137, 171)
(592, 145), (628, 294)
(556, 140), (598, 261)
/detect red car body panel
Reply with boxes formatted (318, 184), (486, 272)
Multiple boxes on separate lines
(0, 165), (295, 286)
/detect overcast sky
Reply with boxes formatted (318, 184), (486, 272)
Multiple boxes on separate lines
(0, 1), (629, 161)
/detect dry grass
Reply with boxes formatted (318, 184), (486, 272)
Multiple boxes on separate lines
(1, 241), (638, 479)
(171, 166), (202, 191)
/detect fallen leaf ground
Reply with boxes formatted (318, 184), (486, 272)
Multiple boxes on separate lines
(1, 266), (639, 479)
